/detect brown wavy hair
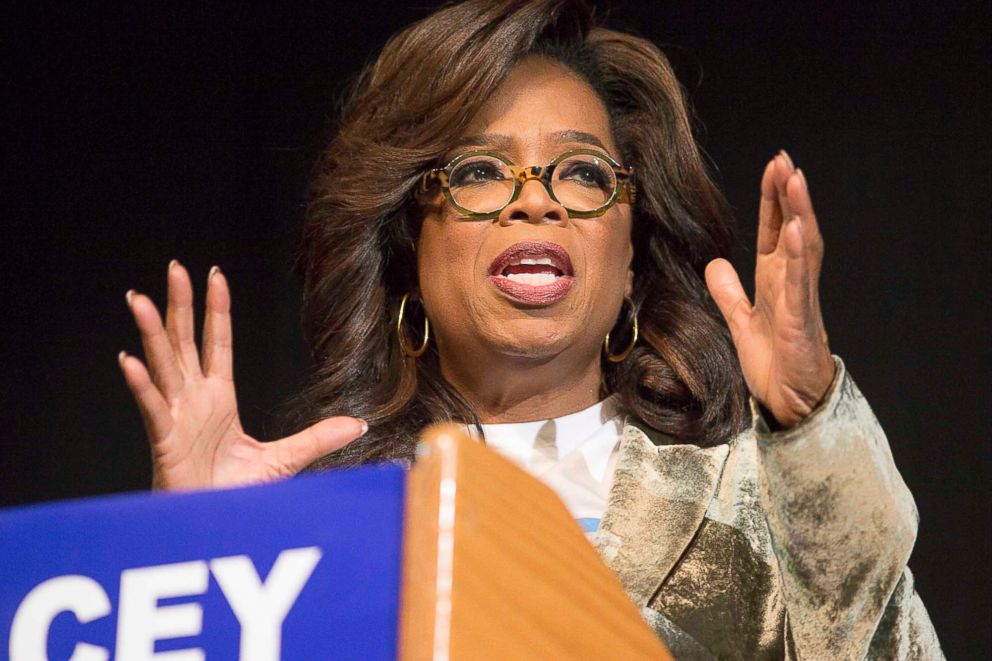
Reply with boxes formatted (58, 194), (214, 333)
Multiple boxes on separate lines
(297, 0), (749, 469)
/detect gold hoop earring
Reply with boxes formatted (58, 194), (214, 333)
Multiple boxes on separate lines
(604, 296), (638, 363)
(397, 293), (430, 358)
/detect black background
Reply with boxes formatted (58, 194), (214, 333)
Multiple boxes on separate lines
(3, 1), (989, 655)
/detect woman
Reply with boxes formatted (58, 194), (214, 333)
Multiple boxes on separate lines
(118, 0), (942, 657)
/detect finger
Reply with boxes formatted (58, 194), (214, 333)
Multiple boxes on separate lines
(704, 258), (752, 345)
(165, 260), (203, 377)
(783, 218), (811, 319)
(757, 158), (782, 255)
(789, 169), (824, 272)
(779, 148), (795, 171)
(201, 266), (233, 380)
(118, 350), (174, 442)
(773, 152), (796, 239)
(128, 289), (185, 398)
(269, 417), (368, 477)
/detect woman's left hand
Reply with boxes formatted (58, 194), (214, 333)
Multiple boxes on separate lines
(704, 151), (836, 428)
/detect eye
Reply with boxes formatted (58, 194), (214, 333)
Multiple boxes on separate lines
(449, 159), (508, 187)
(558, 160), (611, 190)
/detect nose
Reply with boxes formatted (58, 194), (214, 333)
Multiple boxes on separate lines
(498, 179), (568, 227)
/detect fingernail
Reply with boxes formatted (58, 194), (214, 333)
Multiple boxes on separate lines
(208, 265), (221, 282)
(118, 350), (127, 367)
(779, 149), (795, 170)
(126, 289), (136, 307)
(797, 168), (808, 191)
(169, 259), (181, 272)
(358, 419), (369, 435)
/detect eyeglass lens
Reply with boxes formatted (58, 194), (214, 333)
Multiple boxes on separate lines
(447, 154), (617, 214)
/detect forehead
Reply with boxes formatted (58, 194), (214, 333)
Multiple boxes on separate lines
(458, 56), (618, 157)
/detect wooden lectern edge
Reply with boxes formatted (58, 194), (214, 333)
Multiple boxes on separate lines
(398, 424), (673, 660)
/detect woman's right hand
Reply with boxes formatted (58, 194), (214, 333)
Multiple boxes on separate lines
(118, 260), (367, 491)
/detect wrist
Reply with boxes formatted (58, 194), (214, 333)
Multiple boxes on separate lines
(755, 355), (842, 433)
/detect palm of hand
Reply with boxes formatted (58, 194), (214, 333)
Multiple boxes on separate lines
(705, 153), (835, 428)
(151, 376), (255, 490)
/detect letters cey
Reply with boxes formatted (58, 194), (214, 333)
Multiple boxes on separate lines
(8, 546), (322, 661)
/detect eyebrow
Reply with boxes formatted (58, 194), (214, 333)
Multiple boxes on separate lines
(447, 129), (610, 155)
(447, 133), (514, 153)
(550, 129), (608, 151)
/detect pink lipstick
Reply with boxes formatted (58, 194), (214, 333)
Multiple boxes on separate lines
(487, 241), (575, 305)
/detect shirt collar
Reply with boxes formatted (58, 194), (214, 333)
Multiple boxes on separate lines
(477, 396), (622, 482)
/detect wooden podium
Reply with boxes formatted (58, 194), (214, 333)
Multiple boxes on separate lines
(400, 425), (672, 660)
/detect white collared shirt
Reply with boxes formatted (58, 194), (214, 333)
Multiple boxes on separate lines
(476, 397), (623, 533)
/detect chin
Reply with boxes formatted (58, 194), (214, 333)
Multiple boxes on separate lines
(484, 319), (583, 362)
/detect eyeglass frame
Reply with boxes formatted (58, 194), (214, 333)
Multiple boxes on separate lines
(417, 148), (637, 219)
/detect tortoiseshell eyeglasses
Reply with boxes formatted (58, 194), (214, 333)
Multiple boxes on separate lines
(418, 149), (637, 219)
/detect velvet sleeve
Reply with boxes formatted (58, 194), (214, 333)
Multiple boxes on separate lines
(754, 357), (944, 659)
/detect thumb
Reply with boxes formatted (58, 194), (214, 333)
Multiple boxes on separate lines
(704, 258), (751, 343)
(270, 416), (368, 476)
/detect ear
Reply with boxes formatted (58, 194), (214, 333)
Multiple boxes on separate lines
(624, 268), (634, 298)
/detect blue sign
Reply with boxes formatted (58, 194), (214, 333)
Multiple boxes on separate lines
(0, 465), (406, 660)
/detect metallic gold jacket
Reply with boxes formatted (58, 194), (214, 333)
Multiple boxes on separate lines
(594, 359), (944, 659)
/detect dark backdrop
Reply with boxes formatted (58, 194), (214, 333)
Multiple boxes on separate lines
(3, 1), (989, 655)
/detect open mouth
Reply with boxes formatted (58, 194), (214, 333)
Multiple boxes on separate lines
(487, 241), (575, 305)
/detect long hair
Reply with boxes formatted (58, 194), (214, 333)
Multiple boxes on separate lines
(297, 0), (749, 469)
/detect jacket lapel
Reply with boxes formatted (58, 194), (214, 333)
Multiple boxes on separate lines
(594, 419), (729, 607)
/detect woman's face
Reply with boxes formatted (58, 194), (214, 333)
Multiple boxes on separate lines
(418, 57), (633, 375)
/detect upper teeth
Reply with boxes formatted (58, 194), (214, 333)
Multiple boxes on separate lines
(514, 257), (555, 266)
(505, 272), (559, 285)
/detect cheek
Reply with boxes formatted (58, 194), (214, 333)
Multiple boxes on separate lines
(578, 213), (633, 330)
(416, 215), (483, 321)
(588, 214), (633, 294)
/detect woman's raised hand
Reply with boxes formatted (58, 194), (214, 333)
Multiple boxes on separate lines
(118, 261), (367, 490)
(704, 152), (836, 428)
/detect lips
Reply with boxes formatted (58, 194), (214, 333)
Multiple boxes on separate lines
(487, 241), (575, 305)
